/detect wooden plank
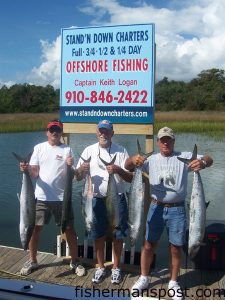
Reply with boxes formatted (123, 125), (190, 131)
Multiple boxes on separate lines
(44, 259), (80, 286)
(7, 253), (31, 274)
(71, 266), (95, 288)
(63, 123), (153, 135)
(0, 247), (13, 266)
(0, 248), (25, 270)
(217, 271), (225, 300)
(121, 273), (140, 293)
(35, 256), (64, 283)
(146, 134), (153, 153)
(149, 268), (170, 299)
(27, 253), (58, 280)
(1, 245), (225, 299)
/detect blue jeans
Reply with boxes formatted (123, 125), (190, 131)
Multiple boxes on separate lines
(145, 202), (186, 246)
(89, 194), (128, 240)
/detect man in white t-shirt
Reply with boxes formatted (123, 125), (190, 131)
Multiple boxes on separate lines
(125, 127), (213, 300)
(76, 120), (132, 285)
(19, 119), (83, 276)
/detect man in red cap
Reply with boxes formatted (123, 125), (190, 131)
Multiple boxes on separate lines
(19, 119), (84, 276)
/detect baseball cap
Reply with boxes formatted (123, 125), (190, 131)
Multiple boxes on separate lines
(157, 127), (175, 139)
(97, 120), (113, 130)
(47, 120), (63, 130)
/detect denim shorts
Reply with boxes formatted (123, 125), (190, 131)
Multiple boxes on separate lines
(36, 200), (74, 227)
(89, 194), (128, 240)
(145, 202), (186, 246)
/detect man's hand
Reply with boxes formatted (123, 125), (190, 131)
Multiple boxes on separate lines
(106, 164), (120, 174)
(20, 162), (29, 172)
(80, 162), (90, 174)
(189, 159), (205, 172)
(132, 154), (146, 167)
(66, 156), (74, 166)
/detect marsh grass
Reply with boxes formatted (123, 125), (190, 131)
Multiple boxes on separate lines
(0, 112), (224, 138)
(0, 113), (59, 133)
(154, 111), (225, 139)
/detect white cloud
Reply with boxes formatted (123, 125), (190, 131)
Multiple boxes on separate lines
(0, 80), (16, 88)
(30, 0), (225, 87)
(29, 36), (61, 88)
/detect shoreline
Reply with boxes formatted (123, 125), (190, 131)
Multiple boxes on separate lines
(0, 112), (224, 136)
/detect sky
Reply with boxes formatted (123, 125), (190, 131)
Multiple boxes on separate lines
(0, 0), (225, 88)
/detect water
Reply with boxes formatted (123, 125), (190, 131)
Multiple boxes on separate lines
(0, 131), (224, 268)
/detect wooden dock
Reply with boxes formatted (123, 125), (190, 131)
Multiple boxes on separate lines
(0, 245), (225, 299)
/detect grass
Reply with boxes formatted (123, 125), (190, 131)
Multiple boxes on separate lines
(0, 112), (224, 138)
(0, 113), (59, 133)
(154, 111), (225, 139)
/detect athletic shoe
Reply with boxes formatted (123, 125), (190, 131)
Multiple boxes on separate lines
(20, 260), (39, 276)
(92, 267), (106, 283)
(70, 261), (85, 276)
(111, 268), (122, 284)
(131, 276), (149, 293)
(168, 280), (183, 300)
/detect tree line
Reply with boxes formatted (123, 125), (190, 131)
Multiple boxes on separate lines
(0, 68), (224, 113)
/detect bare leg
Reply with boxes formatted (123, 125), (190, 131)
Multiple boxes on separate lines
(94, 236), (105, 268)
(169, 243), (181, 281)
(141, 240), (157, 276)
(112, 238), (123, 269)
(65, 227), (78, 263)
(29, 225), (42, 262)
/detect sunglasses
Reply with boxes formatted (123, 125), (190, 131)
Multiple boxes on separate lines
(48, 126), (62, 133)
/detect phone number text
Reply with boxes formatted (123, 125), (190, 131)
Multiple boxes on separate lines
(65, 90), (148, 104)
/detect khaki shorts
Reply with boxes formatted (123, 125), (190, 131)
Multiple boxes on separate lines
(35, 200), (74, 227)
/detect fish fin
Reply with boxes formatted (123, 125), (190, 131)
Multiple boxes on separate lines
(78, 153), (91, 163)
(137, 139), (142, 155)
(13, 152), (32, 163)
(137, 139), (152, 157)
(17, 193), (20, 201)
(12, 152), (27, 163)
(99, 154), (117, 166)
(191, 144), (197, 160)
(206, 201), (210, 209)
(177, 157), (190, 164)
(177, 144), (198, 165)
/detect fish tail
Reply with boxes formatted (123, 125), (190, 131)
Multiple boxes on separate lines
(12, 152), (26, 163)
(99, 154), (117, 166)
(12, 152), (33, 163)
(177, 144), (198, 164)
(79, 154), (91, 163)
(137, 139), (152, 157)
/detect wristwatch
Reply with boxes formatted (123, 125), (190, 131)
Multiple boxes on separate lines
(201, 158), (207, 168)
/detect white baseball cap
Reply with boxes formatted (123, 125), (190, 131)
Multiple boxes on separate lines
(157, 127), (175, 139)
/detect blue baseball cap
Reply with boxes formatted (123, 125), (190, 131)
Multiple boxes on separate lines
(97, 120), (113, 130)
